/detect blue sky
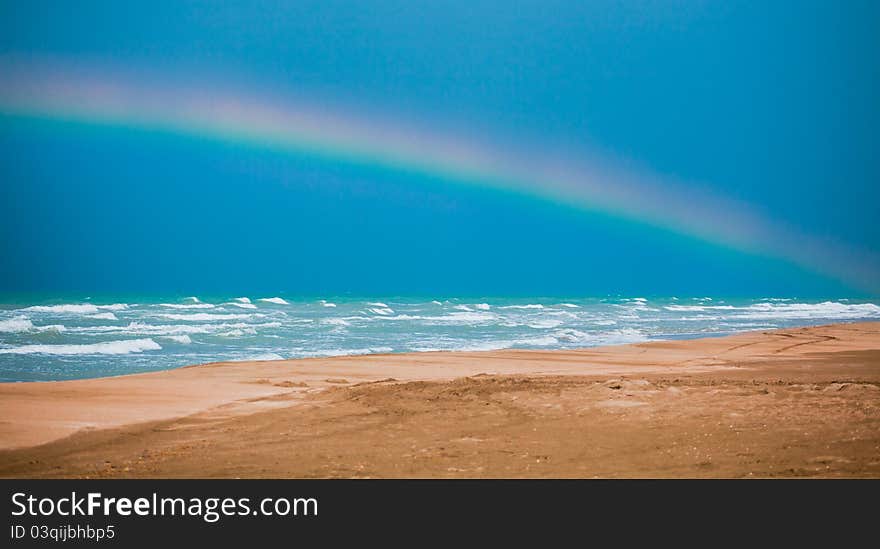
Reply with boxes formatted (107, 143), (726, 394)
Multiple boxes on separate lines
(1, 1), (877, 296)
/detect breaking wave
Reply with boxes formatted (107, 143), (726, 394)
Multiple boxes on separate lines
(160, 303), (216, 309)
(0, 316), (66, 333)
(0, 338), (161, 355)
(87, 312), (118, 320)
(156, 313), (256, 321)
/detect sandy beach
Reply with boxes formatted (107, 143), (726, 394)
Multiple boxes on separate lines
(1, 321), (878, 478)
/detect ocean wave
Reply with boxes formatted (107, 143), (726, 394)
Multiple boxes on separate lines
(160, 303), (216, 309)
(525, 319), (565, 329)
(320, 300), (337, 307)
(21, 303), (128, 314)
(552, 328), (648, 346)
(259, 297), (289, 305)
(23, 304), (100, 314)
(616, 302), (660, 312)
(474, 303), (491, 310)
(382, 311), (497, 324)
(156, 313), (257, 321)
(453, 304), (473, 311)
(65, 321), (281, 336)
(0, 317), (66, 333)
(164, 335), (192, 344)
(235, 352), (284, 361)
(367, 302), (388, 307)
(412, 335), (562, 353)
(226, 302), (258, 309)
(322, 318), (351, 326)
(297, 346), (394, 358)
(234, 297), (252, 304)
(368, 307), (394, 315)
(0, 317), (36, 333)
(414, 340), (516, 352)
(87, 312), (118, 320)
(663, 301), (880, 319)
(499, 304), (545, 310)
(218, 328), (258, 337)
(557, 303), (580, 308)
(552, 328), (590, 343)
(665, 304), (737, 311)
(0, 338), (161, 355)
(516, 335), (560, 346)
(736, 301), (880, 320)
(444, 311), (496, 323)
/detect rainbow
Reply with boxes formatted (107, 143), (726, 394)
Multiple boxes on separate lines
(1, 63), (877, 292)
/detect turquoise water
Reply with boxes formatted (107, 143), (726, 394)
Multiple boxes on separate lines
(1, 296), (878, 382)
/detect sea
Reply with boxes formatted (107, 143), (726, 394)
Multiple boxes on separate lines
(0, 295), (878, 382)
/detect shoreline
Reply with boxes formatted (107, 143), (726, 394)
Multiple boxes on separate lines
(1, 321), (878, 478)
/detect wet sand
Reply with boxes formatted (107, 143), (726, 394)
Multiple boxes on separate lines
(1, 322), (878, 478)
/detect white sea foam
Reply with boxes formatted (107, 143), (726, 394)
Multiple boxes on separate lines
(368, 307), (394, 316)
(322, 318), (351, 326)
(65, 321), (280, 336)
(525, 319), (565, 329)
(0, 338), (161, 355)
(160, 303), (216, 309)
(499, 304), (544, 310)
(23, 304), (99, 314)
(444, 311), (496, 323)
(665, 304), (738, 311)
(236, 352), (284, 361)
(474, 303), (491, 310)
(0, 317), (66, 333)
(226, 302), (258, 309)
(87, 312), (118, 320)
(218, 328), (258, 337)
(234, 297), (251, 304)
(422, 335), (560, 350)
(557, 303), (580, 308)
(259, 297), (289, 305)
(453, 304), (473, 311)
(320, 301), (337, 307)
(383, 311), (496, 324)
(552, 328), (590, 343)
(156, 313), (256, 321)
(164, 335), (192, 344)
(21, 303), (128, 314)
(0, 317), (35, 332)
(367, 302), (388, 307)
(184, 296), (201, 302)
(420, 341), (513, 352)
(297, 346), (393, 358)
(431, 300), (442, 305)
(551, 328), (648, 346)
(593, 320), (618, 326)
(736, 301), (880, 320)
(516, 335), (560, 346)
(663, 301), (880, 320)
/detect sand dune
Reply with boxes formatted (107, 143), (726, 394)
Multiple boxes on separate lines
(1, 322), (878, 477)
